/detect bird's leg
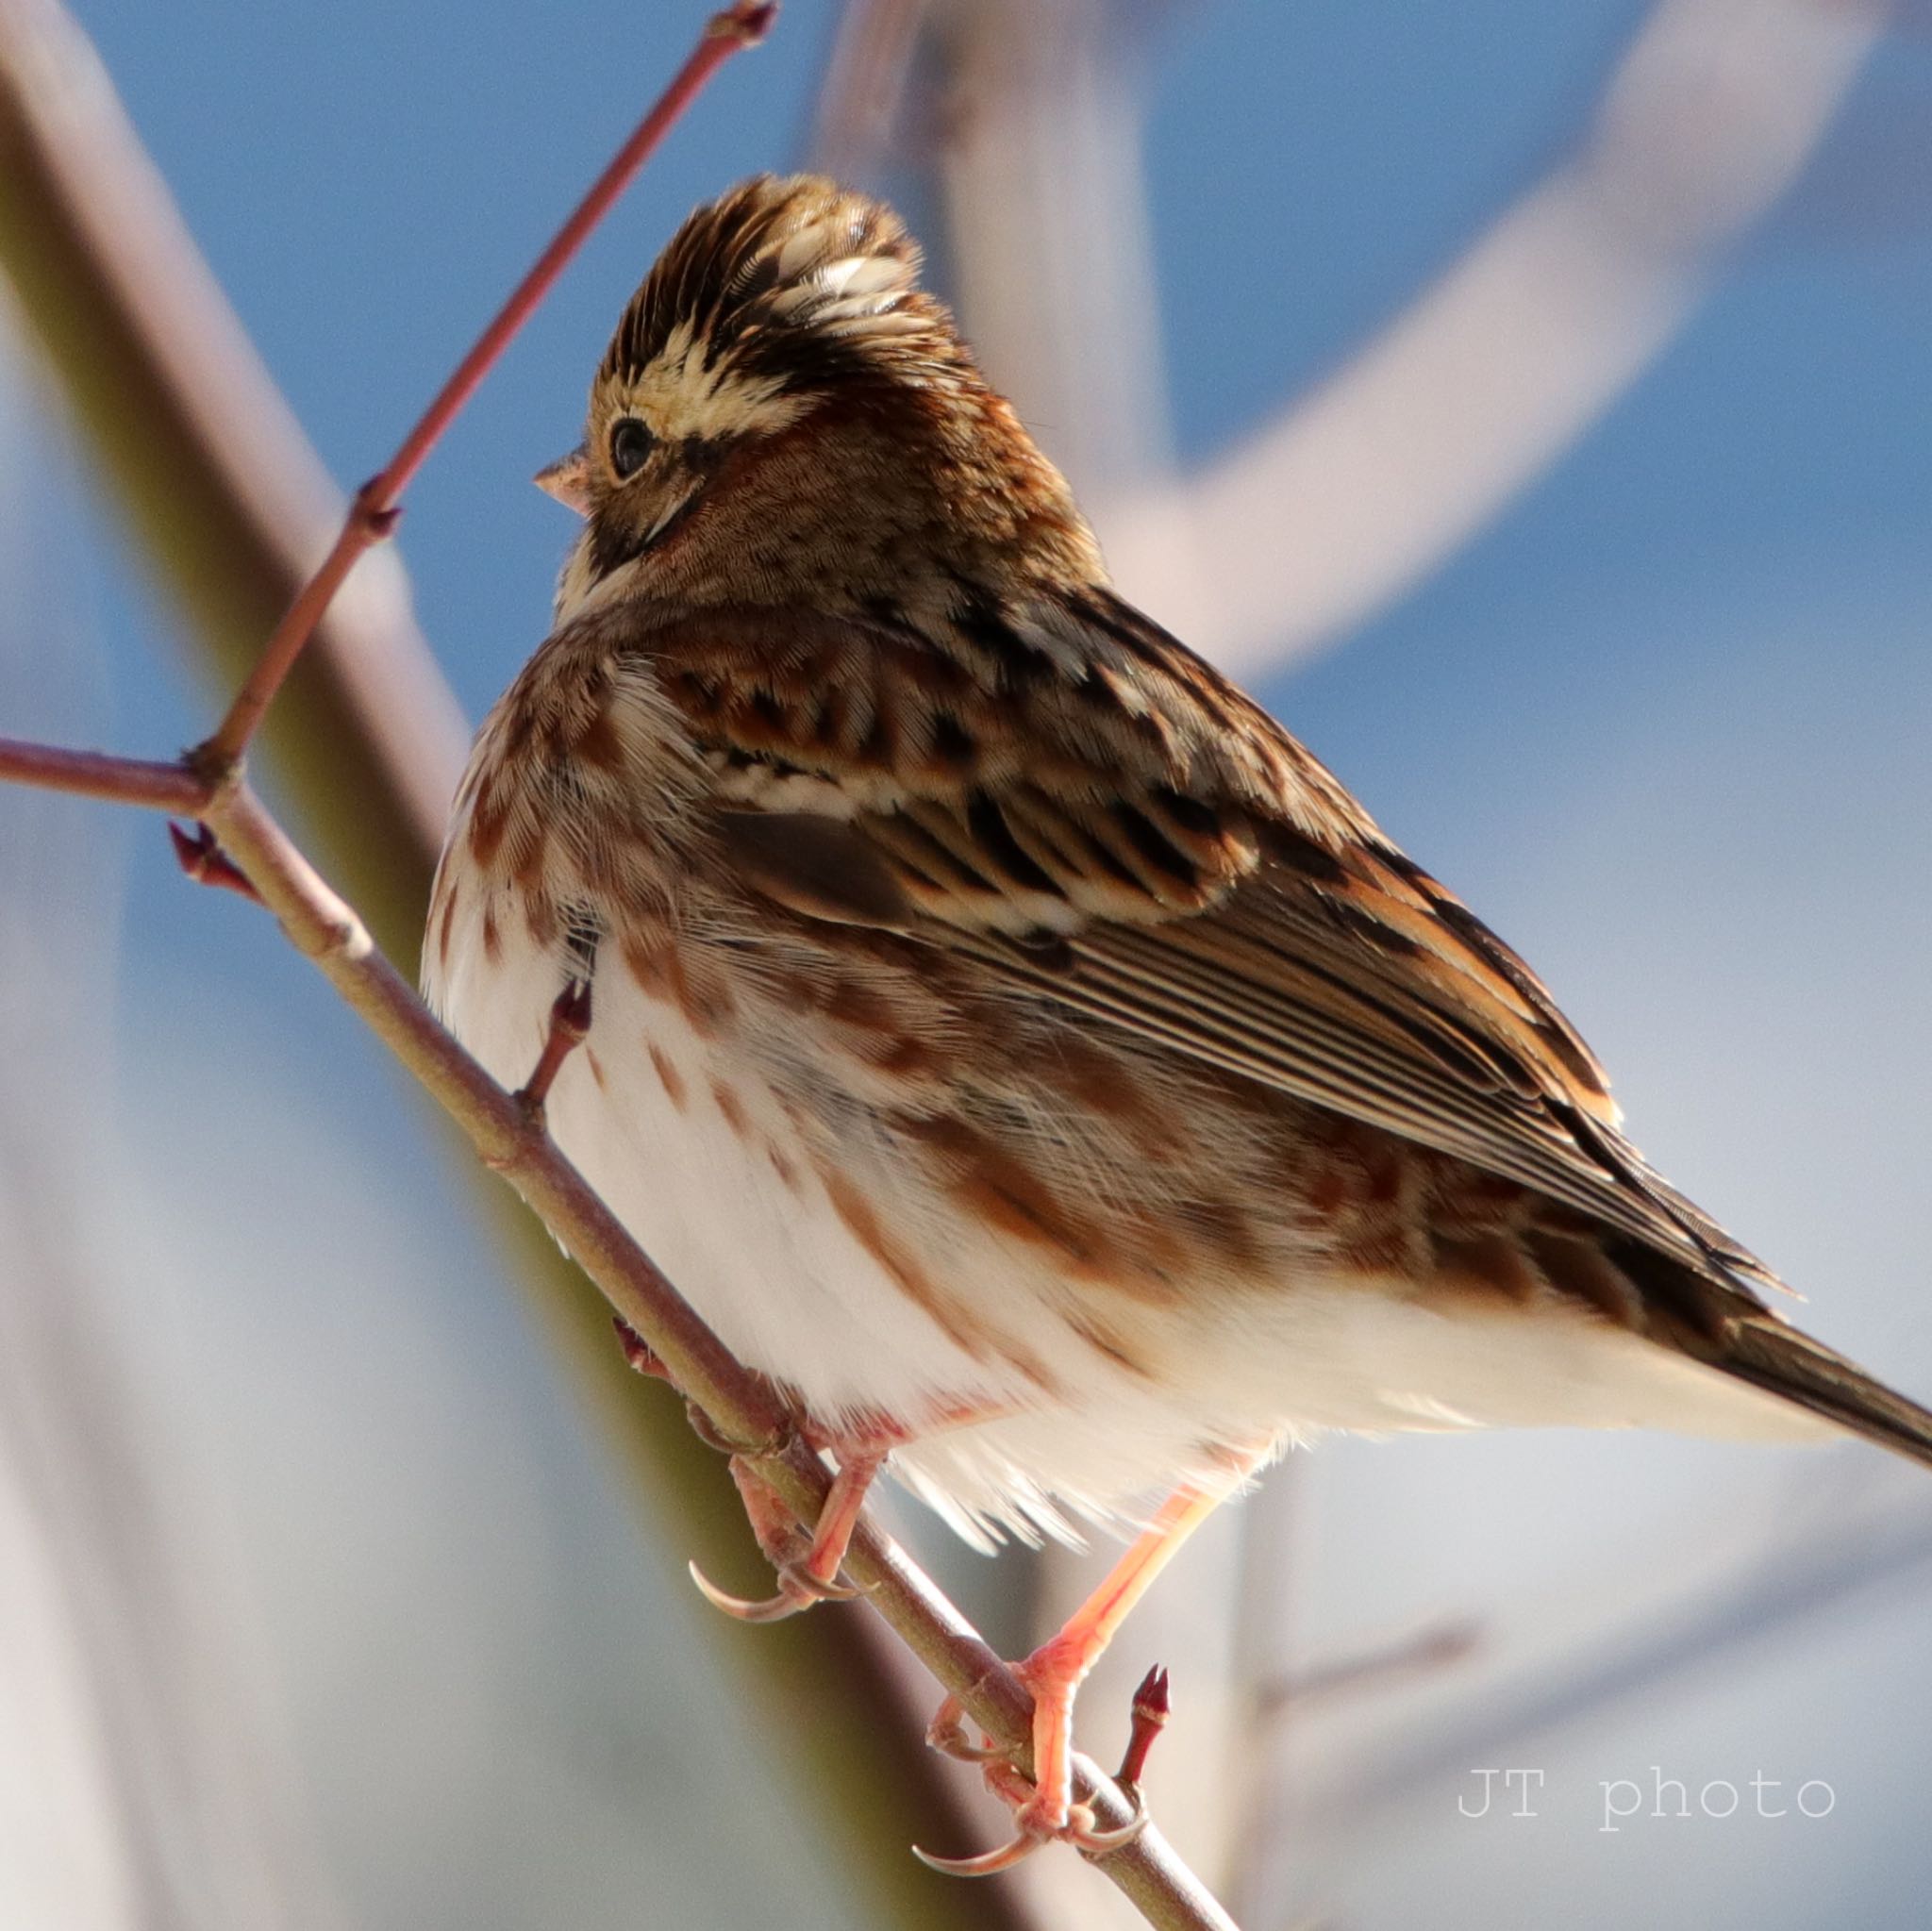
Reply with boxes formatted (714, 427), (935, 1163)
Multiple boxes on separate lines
(689, 1439), (890, 1623)
(920, 1442), (1267, 1876)
(691, 1398), (1020, 1625)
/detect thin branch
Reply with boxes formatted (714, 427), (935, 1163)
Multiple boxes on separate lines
(0, 736), (1241, 1931)
(194, 0), (777, 774)
(1253, 1620), (1480, 1723)
(0, 737), (210, 811)
(1304, 1480), (1932, 1839)
(0, 6), (1041, 1923)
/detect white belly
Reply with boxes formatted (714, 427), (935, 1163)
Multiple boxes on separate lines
(426, 874), (1827, 1547)
(425, 879), (1249, 1541)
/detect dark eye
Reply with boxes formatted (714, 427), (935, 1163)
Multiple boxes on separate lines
(609, 417), (655, 479)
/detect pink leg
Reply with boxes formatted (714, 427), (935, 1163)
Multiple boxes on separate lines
(689, 1442), (889, 1623)
(689, 1398), (1015, 1624)
(919, 1443), (1269, 1875)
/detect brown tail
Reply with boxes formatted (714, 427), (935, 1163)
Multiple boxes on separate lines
(1712, 1317), (1932, 1473)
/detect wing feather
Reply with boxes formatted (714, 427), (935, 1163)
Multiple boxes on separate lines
(640, 591), (1779, 1296)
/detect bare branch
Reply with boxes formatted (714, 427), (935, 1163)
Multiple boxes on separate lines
(0, 736), (211, 812)
(1120, 0), (1896, 675)
(0, 6), (1045, 1923)
(195, 1), (777, 771)
(1285, 1477), (1932, 1843)
(0, 731), (1242, 1931)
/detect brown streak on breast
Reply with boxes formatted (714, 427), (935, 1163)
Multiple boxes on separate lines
(819, 1167), (991, 1359)
(1525, 1230), (1646, 1329)
(508, 825), (550, 894)
(648, 1043), (688, 1112)
(1065, 1309), (1159, 1382)
(1426, 1165), (1532, 1240)
(669, 947), (735, 1038)
(824, 976), (898, 1033)
(481, 905), (502, 964)
(1295, 1119), (1429, 1278)
(1178, 1193), (1263, 1273)
(994, 1339), (1063, 1397)
(623, 933), (672, 996)
(624, 933), (734, 1038)
(467, 785), (507, 870)
(710, 1079), (750, 1139)
(1339, 1224), (1428, 1278)
(903, 1114), (1111, 1277)
(1052, 1038), (1174, 1158)
(1426, 1232), (1541, 1307)
(524, 890), (559, 950)
(865, 1033), (949, 1082)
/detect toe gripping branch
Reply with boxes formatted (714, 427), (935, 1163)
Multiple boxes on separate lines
(611, 1312), (883, 1622)
(688, 1445), (886, 1623)
(915, 1663), (1169, 1875)
(908, 1454), (1258, 1877)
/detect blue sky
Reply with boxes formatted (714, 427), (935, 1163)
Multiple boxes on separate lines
(23, 4), (1932, 1926)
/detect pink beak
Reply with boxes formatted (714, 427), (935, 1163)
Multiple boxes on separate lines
(533, 444), (591, 516)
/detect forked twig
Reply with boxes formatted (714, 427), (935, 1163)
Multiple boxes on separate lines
(0, 4), (1046, 1922)
(0, 1), (1241, 1917)
(0, 733), (1239, 1931)
(192, 0), (777, 777)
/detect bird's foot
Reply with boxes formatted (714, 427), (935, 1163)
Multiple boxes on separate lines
(916, 1642), (1153, 1875)
(688, 1445), (884, 1624)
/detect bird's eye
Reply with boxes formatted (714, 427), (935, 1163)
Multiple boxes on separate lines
(609, 417), (655, 479)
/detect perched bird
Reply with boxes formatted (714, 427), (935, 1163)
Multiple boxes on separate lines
(425, 175), (1932, 1871)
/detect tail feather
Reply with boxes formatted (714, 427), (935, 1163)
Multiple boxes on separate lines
(1709, 1318), (1932, 1473)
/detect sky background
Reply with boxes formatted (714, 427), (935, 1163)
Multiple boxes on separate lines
(7, 3), (1932, 1927)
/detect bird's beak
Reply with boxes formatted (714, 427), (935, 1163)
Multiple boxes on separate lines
(534, 444), (591, 516)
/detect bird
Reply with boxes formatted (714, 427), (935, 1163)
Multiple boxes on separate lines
(424, 173), (1932, 1873)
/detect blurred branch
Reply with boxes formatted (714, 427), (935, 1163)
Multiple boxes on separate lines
(1109, 0), (1898, 675)
(1295, 1473), (1932, 1841)
(0, 468), (345, 1930)
(1253, 1619), (1481, 1724)
(0, 732), (1241, 1931)
(824, 0), (1893, 681)
(812, 0), (926, 179)
(0, 4), (1039, 1927)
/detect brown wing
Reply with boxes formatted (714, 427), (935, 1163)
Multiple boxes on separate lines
(641, 589), (1774, 1292)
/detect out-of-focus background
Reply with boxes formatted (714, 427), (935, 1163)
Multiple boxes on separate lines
(3, 2), (1929, 1927)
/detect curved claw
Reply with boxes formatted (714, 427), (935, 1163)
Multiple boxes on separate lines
(911, 1794), (1147, 1878)
(687, 1557), (859, 1623)
(924, 1693), (1003, 1763)
(1070, 1789), (1151, 1857)
(912, 1831), (1047, 1878)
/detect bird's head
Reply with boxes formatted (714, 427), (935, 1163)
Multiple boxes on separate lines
(544, 175), (1101, 622)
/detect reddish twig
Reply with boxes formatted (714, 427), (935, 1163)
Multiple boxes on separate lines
(1118, 1665), (1172, 1790)
(192, 0), (778, 776)
(515, 980), (595, 1120)
(0, 739), (1238, 1931)
(168, 823), (262, 902)
(0, 737), (213, 813)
